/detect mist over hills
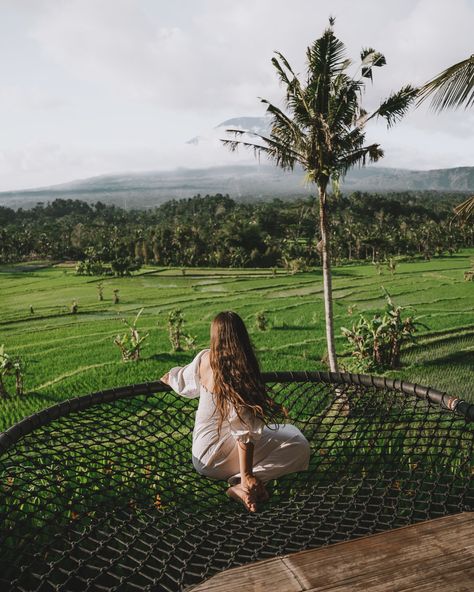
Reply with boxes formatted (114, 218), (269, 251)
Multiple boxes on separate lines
(0, 164), (473, 210)
(0, 115), (472, 210)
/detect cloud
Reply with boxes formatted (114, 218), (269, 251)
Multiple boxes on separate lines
(0, 0), (471, 190)
(0, 85), (67, 111)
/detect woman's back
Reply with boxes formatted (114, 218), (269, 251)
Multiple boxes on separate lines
(197, 349), (214, 393)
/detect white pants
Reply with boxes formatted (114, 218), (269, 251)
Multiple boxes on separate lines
(193, 423), (311, 485)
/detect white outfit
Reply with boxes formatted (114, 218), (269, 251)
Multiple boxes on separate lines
(167, 349), (311, 484)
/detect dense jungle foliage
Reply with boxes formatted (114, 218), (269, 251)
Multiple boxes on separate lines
(1, 192), (472, 268)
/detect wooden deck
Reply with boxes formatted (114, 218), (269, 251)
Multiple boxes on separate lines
(192, 513), (473, 591)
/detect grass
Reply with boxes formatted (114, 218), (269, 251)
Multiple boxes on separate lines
(0, 250), (473, 432)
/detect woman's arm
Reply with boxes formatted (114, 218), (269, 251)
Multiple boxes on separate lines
(162, 350), (209, 398)
(238, 441), (254, 482)
(237, 441), (261, 492)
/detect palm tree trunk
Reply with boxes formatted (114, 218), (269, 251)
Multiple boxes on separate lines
(318, 183), (339, 372)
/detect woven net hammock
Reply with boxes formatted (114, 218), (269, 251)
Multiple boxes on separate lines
(0, 372), (473, 591)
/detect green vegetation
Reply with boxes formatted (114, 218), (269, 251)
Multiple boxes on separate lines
(1, 193), (473, 270)
(341, 288), (427, 372)
(167, 309), (196, 352)
(113, 308), (149, 361)
(0, 344), (25, 398)
(0, 250), (473, 431)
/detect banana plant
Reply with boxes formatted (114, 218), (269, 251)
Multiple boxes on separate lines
(0, 344), (25, 397)
(114, 309), (149, 362)
(341, 288), (428, 371)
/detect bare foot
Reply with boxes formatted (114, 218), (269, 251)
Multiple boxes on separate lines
(226, 484), (258, 512)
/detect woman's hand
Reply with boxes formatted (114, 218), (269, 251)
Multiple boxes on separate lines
(160, 372), (169, 385)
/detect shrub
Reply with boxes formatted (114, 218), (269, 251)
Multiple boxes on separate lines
(0, 345), (26, 397)
(255, 311), (269, 331)
(111, 257), (141, 277)
(386, 257), (397, 275)
(341, 287), (427, 371)
(167, 309), (196, 352)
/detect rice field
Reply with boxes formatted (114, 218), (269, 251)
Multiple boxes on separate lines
(0, 250), (473, 431)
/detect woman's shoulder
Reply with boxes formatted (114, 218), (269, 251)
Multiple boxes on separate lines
(195, 348), (210, 363)
(192, 349), (210, 378)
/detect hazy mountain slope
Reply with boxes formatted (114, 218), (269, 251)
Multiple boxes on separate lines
(0, 164), (473, 210)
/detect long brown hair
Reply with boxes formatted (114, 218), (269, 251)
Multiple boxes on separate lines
(209, 311), (285, 432)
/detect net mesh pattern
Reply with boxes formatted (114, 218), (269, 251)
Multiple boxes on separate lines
(0, 372), (472, 591)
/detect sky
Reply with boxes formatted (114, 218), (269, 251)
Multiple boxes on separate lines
(0, 0), (473, 191)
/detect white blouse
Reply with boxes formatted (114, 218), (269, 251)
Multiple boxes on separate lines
(167, 349), (264, 467)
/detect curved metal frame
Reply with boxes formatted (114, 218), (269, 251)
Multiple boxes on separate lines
(1, 371), (472, 454)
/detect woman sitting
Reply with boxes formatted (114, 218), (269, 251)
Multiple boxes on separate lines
(161, 311), (311, 512)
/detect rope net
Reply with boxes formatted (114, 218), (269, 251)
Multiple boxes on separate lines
(0, 373), (472, 591)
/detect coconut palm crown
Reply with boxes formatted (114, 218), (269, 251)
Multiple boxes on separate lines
(416, 54), (474, 222)
(222, 18), (417, 372)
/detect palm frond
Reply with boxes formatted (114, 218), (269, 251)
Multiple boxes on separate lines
(335, 143), (384, 176)
(271, 53), (312, 119)
(453, 195), (474, 221)
(306, 25), (349, 115)
(369, 85), (418, 128)
(221, 129), (306, 170)
(328, 75), (364, 131)
(360, 48), (386, 80)
(417, 55), (474, 111)
(271, 54), (296, 89)
(307, 26), (348, 77)
(261, 99), (306, 145)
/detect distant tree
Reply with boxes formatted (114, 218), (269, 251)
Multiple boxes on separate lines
(111, 256), (141, 277)
(223, 18), (416, 371)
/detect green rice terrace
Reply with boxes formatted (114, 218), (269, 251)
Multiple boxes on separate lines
(0, 249), (473, 430)
(0, 251), (473, 591)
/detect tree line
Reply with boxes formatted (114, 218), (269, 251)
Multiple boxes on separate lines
(0, 192), (472, 269)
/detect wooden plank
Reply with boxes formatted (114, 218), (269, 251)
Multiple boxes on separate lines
(191, 513), (473, 592)
(192, 556), (301, 592)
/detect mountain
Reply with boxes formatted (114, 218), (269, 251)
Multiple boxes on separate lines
(187, 116), (270, 146)
(0, 164), (473, 210)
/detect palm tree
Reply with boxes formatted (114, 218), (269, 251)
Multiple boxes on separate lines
(222, 18), (416, 371)
(417, 54), (474, 221)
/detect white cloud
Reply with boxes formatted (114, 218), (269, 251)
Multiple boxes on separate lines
(0, 0), (472, 190)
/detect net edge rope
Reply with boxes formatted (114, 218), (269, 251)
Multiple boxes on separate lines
(1, 372), (472, 455)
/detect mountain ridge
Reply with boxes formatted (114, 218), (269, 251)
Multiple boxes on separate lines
(0, 164), (472, 210)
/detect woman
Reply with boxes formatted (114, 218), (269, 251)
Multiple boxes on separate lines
(161, 311), (310, 512)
